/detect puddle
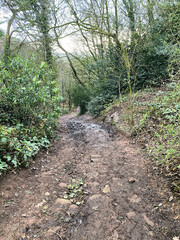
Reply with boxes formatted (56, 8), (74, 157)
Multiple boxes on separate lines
(67, 119), (110, 145)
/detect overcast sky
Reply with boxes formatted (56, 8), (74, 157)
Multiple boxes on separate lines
(0, 8), (78, 53)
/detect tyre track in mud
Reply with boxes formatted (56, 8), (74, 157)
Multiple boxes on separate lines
(0, 112), (179, 240)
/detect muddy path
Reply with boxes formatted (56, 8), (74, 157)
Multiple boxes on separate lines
(0, 112), (179, 240)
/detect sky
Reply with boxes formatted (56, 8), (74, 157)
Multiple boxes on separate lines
(0, 9), (9, 32)
(0, 7), (78, 53)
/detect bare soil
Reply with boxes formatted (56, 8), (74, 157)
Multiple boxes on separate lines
(0, 111), (179, 240)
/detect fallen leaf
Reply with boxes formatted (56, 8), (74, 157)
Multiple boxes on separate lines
(92, 206), (99, 211)
(102, 185), (110, 193)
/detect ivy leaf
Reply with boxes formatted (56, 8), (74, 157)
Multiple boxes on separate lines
(1, 137), (7, 143)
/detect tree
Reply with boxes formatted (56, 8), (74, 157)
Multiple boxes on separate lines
(1, 0), (54, 66)
(0, 0), (19, 66)
(28, 0), (53, 66)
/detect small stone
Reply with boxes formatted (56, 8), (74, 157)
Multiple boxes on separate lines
(15, 193), (19, 197)
(45, 192), (50, 196)
(149, 231), (154, 237)
(169, 196), (174, 202)
(55, 198), (71, 205)
(142, 213), (154, 227)
(59, 183), (67, 188)
(68, 204), (79, 215)
(90, 155), (101, 162)
(102, 185), (110, 194)
(21, 214), (27, 217)
(126, 211), (136, 219)
(129, 177), (136, 183)
(173, 237), (179, 240)
(129, 195), (141, 203)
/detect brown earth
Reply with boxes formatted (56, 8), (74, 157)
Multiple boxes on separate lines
(0, 111), (179, 240)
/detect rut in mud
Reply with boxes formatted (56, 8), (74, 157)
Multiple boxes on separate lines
(0, 112), (179, 240)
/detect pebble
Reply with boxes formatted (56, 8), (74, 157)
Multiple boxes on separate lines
(68, 204), (79, 215)
(129, 177), (136, 183)
(142, 213), (154, 227)
(126, 211), (136, 219)
(45, 192), (50, 196)
(59, 183), (67, 188)
(102, 185), (110, 193)
(169, 196), (174, 202)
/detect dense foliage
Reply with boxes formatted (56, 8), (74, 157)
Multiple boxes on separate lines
(71, 85), (90, 114)
(0, 56), (61, 173)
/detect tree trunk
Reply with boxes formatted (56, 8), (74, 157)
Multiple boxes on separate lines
(3, 12), (16, 67)
(147, 0), (154, 26)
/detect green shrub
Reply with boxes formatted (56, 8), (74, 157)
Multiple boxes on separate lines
(0, 56), (62, 138)
(88, 94), (115, 117)
(0, 56), (62, 174)
(0, 124), (50, 171)
(71, 85), (91, 114)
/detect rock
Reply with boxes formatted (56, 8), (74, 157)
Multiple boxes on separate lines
(45, 192), (50, 196)
(142, 213), (154, 227)
(128, 195), (141, 203)
(126, 211), (136, 219)
(111, 112), (119, 123)
(59, 183), (67, 188)
(169, 196), (174, 202)
(90, 155), (101, 162)
(55, 198), (71, 205)
(49, 205), (63, 215)
(102, 185), (110, 194)
(68, 204), (79, 215)
(149, 231), (154, 237)
(21, 214), (27, 217)
(128, 177), (136, 183)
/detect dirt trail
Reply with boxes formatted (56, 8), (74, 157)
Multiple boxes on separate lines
(0, 112), (179, 240)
